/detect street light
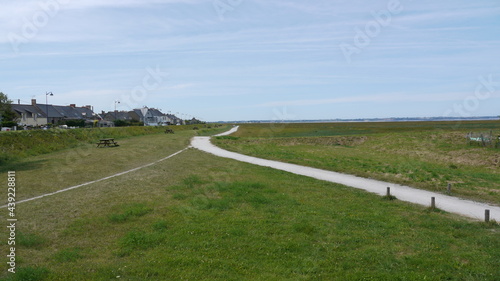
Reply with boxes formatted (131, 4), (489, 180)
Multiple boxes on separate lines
(45, 92), (53, 126)
(114, 100), (120, 120)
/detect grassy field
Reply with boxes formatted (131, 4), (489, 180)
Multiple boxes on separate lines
(214, 121), (500, 205)
(0, 123), (499, 280)
(0, 125), (229, 202)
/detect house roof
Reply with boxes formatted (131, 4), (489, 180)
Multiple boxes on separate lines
(53, 106), (78, 119)
(34, 104), (64, 118)
(52, 105), (94, 119)
(11, 104), (45, 117)
(12, 103), (95, 120)
(133, 109), (144, 119)
(114, 111), (133, 120)
(73, 107), (94, 118)
(147, 108), (165, 117)
(101, 111), (141, 121)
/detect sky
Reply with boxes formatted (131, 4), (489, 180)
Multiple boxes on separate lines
(0, 0), (499, 122)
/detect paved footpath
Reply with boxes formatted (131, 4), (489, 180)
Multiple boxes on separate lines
(191, 127), (500, 221)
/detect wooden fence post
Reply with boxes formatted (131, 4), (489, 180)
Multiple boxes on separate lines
(386, 187), (391, 197)
(447, 183), (452, 194)
(485, 210), (490, 223)
(431, 197), (436, 209)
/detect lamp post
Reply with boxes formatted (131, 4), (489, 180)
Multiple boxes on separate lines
(114, 100), (120, 120)
(45, 92), (53, 126)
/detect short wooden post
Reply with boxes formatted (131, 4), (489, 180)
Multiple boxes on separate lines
(386, 187), (391, 197)
(431, 197), (436, 209)
(447, 183), (452, 194)
(485, 210), (490, 223)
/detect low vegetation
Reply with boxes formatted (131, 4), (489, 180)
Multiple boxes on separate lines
(0, 123), (498, 280)
(214, 121), (500, 204)
(0, 124), (227, 168)
(0, 126), (163, 166)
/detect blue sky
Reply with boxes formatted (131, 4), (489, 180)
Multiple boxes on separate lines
(1, 0), (499, 121)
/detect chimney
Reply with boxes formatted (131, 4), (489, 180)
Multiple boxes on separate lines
(31, 99), (36, 105)
(18, 99), (20, 104)
(70, 104), (76, 108)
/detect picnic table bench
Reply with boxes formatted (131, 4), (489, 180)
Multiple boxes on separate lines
(97, 138), (119, 147)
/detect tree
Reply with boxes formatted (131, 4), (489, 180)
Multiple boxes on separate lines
(0, 92), (17, 127)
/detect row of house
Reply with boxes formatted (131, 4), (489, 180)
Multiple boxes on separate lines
(12, 99), (95, 127)
(99, 108), (185, 126)
(10, 99), (195, 127)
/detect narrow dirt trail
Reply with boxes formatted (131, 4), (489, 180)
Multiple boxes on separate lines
(191, 127), (500, 221)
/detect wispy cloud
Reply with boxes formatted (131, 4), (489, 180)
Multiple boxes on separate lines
(2, 1), (499, 120)
(168, 83), (195, 90)
(260, 92), (477, 107)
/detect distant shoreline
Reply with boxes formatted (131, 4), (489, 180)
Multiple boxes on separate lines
(216, 116), (500, 124)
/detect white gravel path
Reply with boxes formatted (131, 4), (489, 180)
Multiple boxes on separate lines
(192, 126), (500, 221)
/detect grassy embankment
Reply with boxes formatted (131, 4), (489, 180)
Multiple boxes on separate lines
(0, 123), (498, 280)
(0, 125), (223, 168)
(214, 121), (500, 205)
(0, 125), (229, 201)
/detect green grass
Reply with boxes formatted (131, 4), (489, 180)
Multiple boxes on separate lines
(7, 266), (50, 281)
(0, 126), (164, 166)
(17, 232), (46, 249)
(230, 120), (500, 138)
(0, 127), (218, 201)
(53, 248), (85, 263)
(0, 124), (499, 280)
(215, 121), (500, 204)
(108, 203), (153, 223)
(0, 124), (221, 169)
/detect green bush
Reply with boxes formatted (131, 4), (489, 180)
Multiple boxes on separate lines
(114, 120), (144, 127)
(1, 121), (18, 127)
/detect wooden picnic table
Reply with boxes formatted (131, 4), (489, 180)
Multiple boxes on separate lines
(97, 138), (119, 147)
